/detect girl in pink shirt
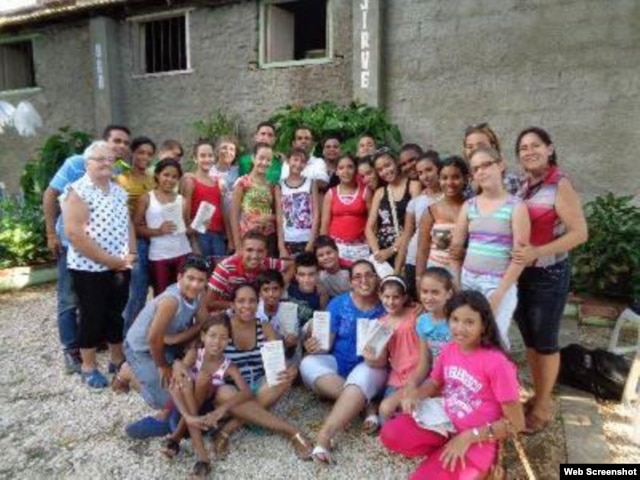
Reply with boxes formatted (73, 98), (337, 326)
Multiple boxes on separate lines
(380, 290), (525, 480)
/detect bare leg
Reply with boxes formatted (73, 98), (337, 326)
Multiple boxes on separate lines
(79, 347), (98, 372)
(379, 390), (404, 422)
(313, 373), (346, 400)
(530, 351), (559, 421)
(526, 348), (540, 403)
(108, 342), (125, 366)
(317, 385), (367, 449)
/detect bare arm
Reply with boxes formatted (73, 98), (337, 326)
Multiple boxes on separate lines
(308, 180), (320, 248)
(415, 207), (435, 282)
(274, 185), (287, 256)
(164, 297), (209, 345)
(365, 188), (384, 252)
(230, 181), (244, 250)
(320, 188), (332, 235)
(449, 202), (470, 283)
(408, 180), (422, 198)
(405, 338), (431, 389)
(43, 186), (62, 256)
(147, 297), (180, 367)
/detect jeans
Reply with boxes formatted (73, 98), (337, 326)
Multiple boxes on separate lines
(123, 237), (150, 335)
(197, 231), (227, 258)
(56, 246), (79, 352)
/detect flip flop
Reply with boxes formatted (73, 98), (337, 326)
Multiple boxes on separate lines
(362, 414), (380, 436)
(311, 445), (336, 465)
(81, 369), (108, 389)
(290, 432), (313, 460)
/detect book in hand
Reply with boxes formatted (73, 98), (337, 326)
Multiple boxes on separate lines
(357, 318), (375, 356)
(312, 311), (331, 351)
(367, 254), (395, 279)
(411, 397), (456, 437)
(363, 321), (393, 357)
(260, 340), (287, 387)
(278, 302), (299, 336)
(190, 201), (216, 234)
(162, 202), (186, 234)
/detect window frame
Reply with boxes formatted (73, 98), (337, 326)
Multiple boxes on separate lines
(259, 0), (333, 69)
(128, 9), (193, 79)
(0, 35), (38, 94)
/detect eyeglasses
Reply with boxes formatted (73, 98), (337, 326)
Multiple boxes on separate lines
(470, 158), (500, 175)
(87, 156), (116, 163)
(352, 272), (376, 282)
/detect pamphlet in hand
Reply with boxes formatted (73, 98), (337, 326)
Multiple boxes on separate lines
(412, 397), (456, 437)
(190, 201), (215, 234)
(260, 340), (287, 387)
(363, 321), (393, 358)
(312, 311), (331, 351)
(162, 202), (186, 234)
(357, 318), (374, 356)
(278, 302), (299, 336)
(367, 254), (395, 279)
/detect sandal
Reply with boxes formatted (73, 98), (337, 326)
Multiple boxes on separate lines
(191, 460), (211, 479)
(290, 432), (312, 460)
(523, 410), (551, 435)
(311, 445), (336, 465)
(212, 431), (230, 460)
(111, 373), (130, 393)
(81, 369), (108, 389)
(362, 414), (380, 436)
(160, 438), (180, 458)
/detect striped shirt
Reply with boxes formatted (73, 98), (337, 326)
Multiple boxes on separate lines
(208, 254), (284, 300)
(224, 320), (267, 386)
(463, 195), (519, 277)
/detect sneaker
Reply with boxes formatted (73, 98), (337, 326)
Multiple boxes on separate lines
(125, 416), (170, 439)
(63, 350), (82, 375)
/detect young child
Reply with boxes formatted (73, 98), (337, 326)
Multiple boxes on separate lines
(287, 252), (328, 330)
(162, 317), (252, 478)
(275, 148), (320, 257)
(452, 147), (530, 349)
(415, 156), (469, 287)
(313, 235), (353, 299)
(380, 290), (525, 479)
(367, 276), (419, 425)
(181, 140), (228, 258)
(231, 142), (278, 257)
(134, 158), (193, 295)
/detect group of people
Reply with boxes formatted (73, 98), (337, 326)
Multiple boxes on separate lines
(42, 119), (588, 479)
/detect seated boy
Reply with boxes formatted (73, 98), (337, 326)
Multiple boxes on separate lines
(114, 255), (211, 438)
(314, 235), (353, 300)
(287, 252), (328, 331)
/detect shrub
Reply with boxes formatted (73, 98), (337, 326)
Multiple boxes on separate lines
(0, 196), (49, 268)
(571, 193), (640, 299)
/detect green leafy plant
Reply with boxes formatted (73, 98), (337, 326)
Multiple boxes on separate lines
(571, 193), (640, 299)
(0, 196), (49, 268)
(268, 101), (403, 156)
(191, 110), (242, 145)
(20, 127), (92, 207)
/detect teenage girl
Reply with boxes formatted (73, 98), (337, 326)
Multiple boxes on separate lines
(379, 267), (454, 420)
(365, 150), (422, 273)
(134, 158), (192, 295)
(209, 136), (238, 250)
(380, 290), (525, 480)
(320, 155), (371, 261)
(182, 140), (228, 258)
(230, 142), (278, 256)
(400, 151), (444, 299)
(451, 147), (530, 349)
(415, 156), (469, 290)
(162, 317), (252, 479)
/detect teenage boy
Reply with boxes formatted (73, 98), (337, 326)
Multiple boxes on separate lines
(313, 235), (353, 300)
(207, 230), (294, 311)
(287, 252), (327, 330)
(321, 134), (342, 189)
(237, 121), (283, 184)
(255, 269), (297, 358)
(280, 126), (329, 188)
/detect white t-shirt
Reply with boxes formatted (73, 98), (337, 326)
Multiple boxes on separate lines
(406, 194), (442, 266)
(280, 155), (329, 184)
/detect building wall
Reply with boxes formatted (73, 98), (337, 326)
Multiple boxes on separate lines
(382, 0), (640, 199)
(0, 20), (95, 192)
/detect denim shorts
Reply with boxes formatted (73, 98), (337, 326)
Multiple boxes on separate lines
(514, 260), (570, 354)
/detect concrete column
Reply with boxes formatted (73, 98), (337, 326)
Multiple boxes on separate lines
(89, 16), (124, 127)
(352, 0), (382, 107)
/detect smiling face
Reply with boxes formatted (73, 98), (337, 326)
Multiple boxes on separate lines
(357, 136), (376, 158)
(106, 129), (131, 159)
(380, 283), (406, 315)
(201, 323), (230, 358)
(132, 143), (155, 171)
(517, 132), (555, 175)
(439, 165), (466, 199)
(259, 281), (282, 309)
(195, 143), (215, 172)
(255, 126), (276, 146)
(316, 245), (339, 271)
(241, 238), (267, 270)
(177, 267), (208, 301)
(233, 285), (259, 323)
(374, 154), (399, 184)
(156, 165), (181, 193)
(358, 162), (378, 190)
(217, 141), (237, 167)
(86, 144), (116, 181)
(350, 262), (379, 299)
(463, 131), (493, 161)
(253, 146), (272, 175)
(449, 304), (484, 351)
(293, 128), (313, 152)
(322, 138), (341, 163)
(336, 156), (356, 184)
(287, 152), (308, 176)
(398, 150), (420, 180)
(419, 275), (452, 316)
(416, 158), (439, 189)
(469, 150), (504, 191)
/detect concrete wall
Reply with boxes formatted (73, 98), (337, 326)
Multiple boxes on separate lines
(382, 0), (640, 199)
(0, 20), (95, 192)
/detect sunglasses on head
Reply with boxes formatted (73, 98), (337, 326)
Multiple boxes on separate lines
(464, 122), (490, 136)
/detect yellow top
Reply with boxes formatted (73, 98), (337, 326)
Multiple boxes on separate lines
(115, 171), (155, 217)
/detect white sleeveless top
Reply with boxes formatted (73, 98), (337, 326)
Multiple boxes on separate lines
(279, 176), (313, 243)
(146, 191), (192, 261)
(66, 174), (130, 272)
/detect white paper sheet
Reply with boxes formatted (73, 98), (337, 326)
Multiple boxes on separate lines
(190, 201), (215, 234)
(364, 321), (393, 357)
(411, 397), (456, 437)
(260, 340), (287, 387)
(357, 318), (374, 356)
(162, 202), (186, 234)
(312, 311), (331, 351)
(368, 254), (395, 279)
(278, 302), (299, 336)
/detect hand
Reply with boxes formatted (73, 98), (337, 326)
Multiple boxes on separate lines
(184, 414), (209, 430)
(203, 407), (228, 429)
(172, 361), (191, 385)
(277, 365), (298, 384)
(439, 431), (472, 472)
(512, 242), (538, 265)
(279, 246), (289, 259)
(46, 233), (61, 257)
(283, 333), (298, 349)
(363, 345), (377, 362)
(123, 253), (136, 270)
(227, 238), (235, 253)
(158, 221), (177, 235)
(304, 336), (322, 354)
(488, 291), (503, 315)
(158, 365), (173, 389)
(400, 388), (419, 413)
(106, 255), (128, 271)
(305, 241), (314, 252)
(373, 248), (392, 263)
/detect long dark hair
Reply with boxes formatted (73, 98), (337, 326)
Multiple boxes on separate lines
(515, 126), (557, 166)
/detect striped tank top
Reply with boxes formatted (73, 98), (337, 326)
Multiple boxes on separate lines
(224, 320), (267, 386)
(463, 195), (519, 277)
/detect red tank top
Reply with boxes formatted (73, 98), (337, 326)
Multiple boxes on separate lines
(328, 184), (368, 243)
(191, 178), (224, 233)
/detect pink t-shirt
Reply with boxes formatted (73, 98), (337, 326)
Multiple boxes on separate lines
(381, 309), (420, 387)
(430, 342), (520, 470)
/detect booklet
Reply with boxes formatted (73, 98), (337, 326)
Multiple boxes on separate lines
(260, 340), (287, 387)
(278, 302), (299, 336)
(357, 318), (374, 356)
(363, 321), (393, 358)
(190, 201), (216, 234)
(312, 311), (331, 351)
(367, 254), (395, 279)
(162, 202), (186, 234)
(412, 397), (456, 437)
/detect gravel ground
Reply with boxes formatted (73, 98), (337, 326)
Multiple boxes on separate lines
(2, 284), (635, 479)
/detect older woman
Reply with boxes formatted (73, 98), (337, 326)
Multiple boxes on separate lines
(300, 259), (387, 464)
(512, 127), (588, 433)
(63, 140), (135, 388)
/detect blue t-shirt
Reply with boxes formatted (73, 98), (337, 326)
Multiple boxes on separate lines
(287, 281), (320, 328)
(49, 154), (86, 246)
(416, 312), (451, 360)
(328, 293), (385, 377)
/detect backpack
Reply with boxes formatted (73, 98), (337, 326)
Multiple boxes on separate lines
(558, 343), (631, 401)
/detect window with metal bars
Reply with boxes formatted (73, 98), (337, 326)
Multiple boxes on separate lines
(0, 40), (36, 91)
(135, 14), (188, 74)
